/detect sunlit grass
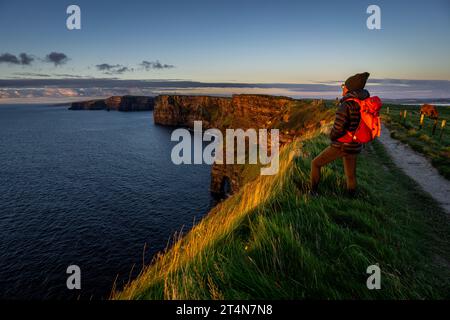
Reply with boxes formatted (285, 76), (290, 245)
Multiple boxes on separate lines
(112, 131), (450, 300)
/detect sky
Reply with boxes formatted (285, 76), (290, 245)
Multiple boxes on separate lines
(0, 0), (449, 102)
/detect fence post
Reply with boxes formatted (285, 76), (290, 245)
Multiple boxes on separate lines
(419, 113), (425, 130)
(432, 119), (438, 136)
(440, 120), (447, 141)
(386, 106), (390, 115)
(403, 110), (407, 124)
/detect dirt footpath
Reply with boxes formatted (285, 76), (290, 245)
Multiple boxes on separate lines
(378, 125), (450, 214)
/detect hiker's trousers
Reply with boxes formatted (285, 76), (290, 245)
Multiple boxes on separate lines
(310, 145), (357, 191)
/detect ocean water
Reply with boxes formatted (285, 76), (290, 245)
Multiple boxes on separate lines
(0, 105), (214, 299)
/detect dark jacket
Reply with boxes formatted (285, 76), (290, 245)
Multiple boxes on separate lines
(330, 89), (370, 154)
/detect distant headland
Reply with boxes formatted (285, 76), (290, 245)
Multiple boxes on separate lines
(69, 95), (154, 111)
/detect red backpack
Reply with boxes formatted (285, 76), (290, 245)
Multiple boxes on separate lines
(338, 96), (383, 144)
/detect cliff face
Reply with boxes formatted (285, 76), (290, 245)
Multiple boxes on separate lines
(153, 95), (232, 127)
(154, 94), (293, 130)
(70, 96), (155, 111)
(154, 94), (334, 196)
(70, 99), (106, 110)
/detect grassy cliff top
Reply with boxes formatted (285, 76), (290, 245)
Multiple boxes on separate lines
(112, 132), (450, 299)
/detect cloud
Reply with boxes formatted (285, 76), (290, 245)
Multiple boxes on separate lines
(96, 63), (120, 71)
(94, 60), (174, 74)
(45, 52), (69, 66)
(0, 53), (34, 65)
(12, 73), (97, 79)
(0, 53), (21, 64)
(140, 60), (175, 71)
(96, 63), (132, 74)
(52, 74), (93, 79)
(14, 72), (51, 77)
(115, 66), (131, 74)
(19, 53), (34, 65)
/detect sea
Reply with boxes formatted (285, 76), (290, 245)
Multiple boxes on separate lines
(0, 104), (214, 299)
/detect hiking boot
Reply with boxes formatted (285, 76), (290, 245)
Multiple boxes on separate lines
(345, 189), (357, 199)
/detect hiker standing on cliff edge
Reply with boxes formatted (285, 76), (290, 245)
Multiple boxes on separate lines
(310, 72), (382, 196)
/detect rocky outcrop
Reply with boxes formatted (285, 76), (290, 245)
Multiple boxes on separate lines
(70, 99), (106, 110)
(69, 96), (155, 111)
(210, 164), (241, 198)
(154, 94), (334, 196)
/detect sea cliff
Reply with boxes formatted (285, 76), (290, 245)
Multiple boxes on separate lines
(70, 95), (155, 111)
(153, 94), (334, 195)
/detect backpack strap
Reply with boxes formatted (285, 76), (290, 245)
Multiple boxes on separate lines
(343, 97), (362, 106)
(344, 97), (362, 141)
